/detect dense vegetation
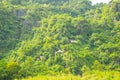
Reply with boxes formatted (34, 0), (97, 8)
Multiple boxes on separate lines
(22, 71), (120, 80)
(0, 0), (120, 80)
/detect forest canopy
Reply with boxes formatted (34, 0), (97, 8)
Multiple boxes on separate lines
(0, 0), (120, 80)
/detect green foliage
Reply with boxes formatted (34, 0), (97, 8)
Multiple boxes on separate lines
(6, 62), (21, 79)
(0, 60), (21, 79)
(20, 57), (38, 77)
(0, 0), (120, 79)
(0, 59), (7, 79)
(22, 71), (120, 80)
(92, 60), (106, 71)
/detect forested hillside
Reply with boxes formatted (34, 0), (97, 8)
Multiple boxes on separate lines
(0, 0), (120, 80)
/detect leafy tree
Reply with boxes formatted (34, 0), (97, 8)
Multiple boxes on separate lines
(6, 62), (21, 79)
(0, 59), (7, 79)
